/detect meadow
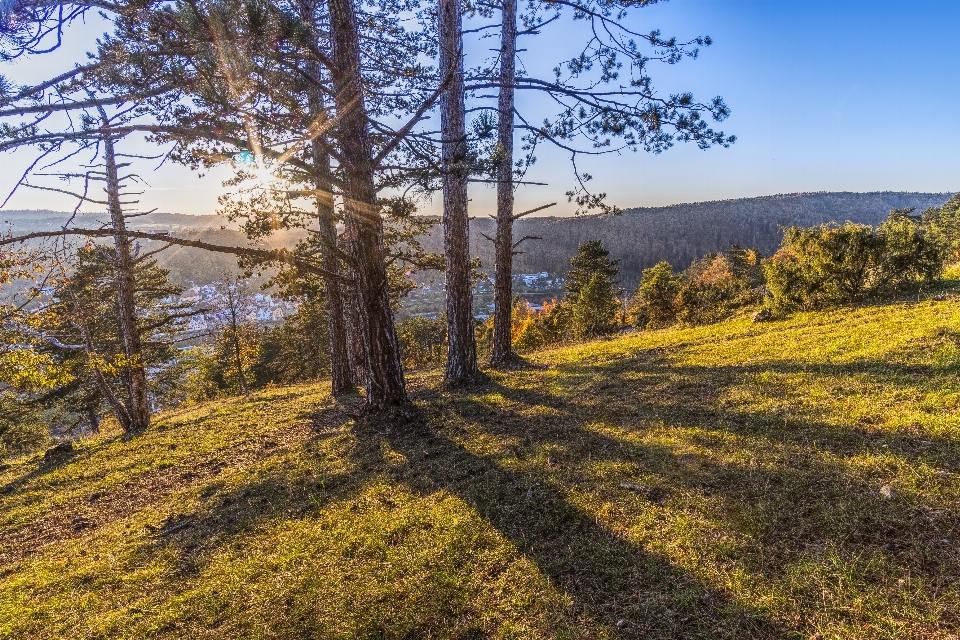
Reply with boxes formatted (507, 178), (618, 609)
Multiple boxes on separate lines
(2, 296), (959, 639)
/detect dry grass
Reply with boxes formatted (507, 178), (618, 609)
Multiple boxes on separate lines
(2, 296), (960, 638)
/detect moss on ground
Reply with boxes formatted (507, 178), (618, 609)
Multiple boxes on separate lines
(2, 296), (960, 638)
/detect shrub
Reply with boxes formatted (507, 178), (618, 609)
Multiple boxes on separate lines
(677, 248), (763, 325)
(764, 213), (943, 311)
(397, 315), (447, 370)
(0, 393), (48, 459)
(922, 194), (960, 262)
(512, 300), (571, 351)
(630, 248), (764, 329)
(630, 261), (681, 328)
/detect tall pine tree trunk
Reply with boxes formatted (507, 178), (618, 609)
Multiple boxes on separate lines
(342, 221), (369, 389)
(305, 57), (353, 395)
(439, 0), (478, 382)
(312, 147), (354, 395)
(491, 0), (518, 366)
(103, 130), (150, 431)
(328, 0), (407, 410)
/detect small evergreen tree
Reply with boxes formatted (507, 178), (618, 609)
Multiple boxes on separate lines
(565, 241), (620, 339)
(565, 241), (620, 302)
(632, 262), (682, 328)
(573, 274), (620, 339)
(3, 245), (189, 434)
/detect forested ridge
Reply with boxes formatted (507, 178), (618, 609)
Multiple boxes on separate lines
(424, 191), (954, 284)
(8, 191), (952, 288)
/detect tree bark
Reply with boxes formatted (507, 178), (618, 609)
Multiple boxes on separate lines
(313, 149), (354, 395)
(305, 56), (353, 396)
(328, 0), (407, 410)
(439, 0), (478, 382)
(103, 130), (151, 431)
(342, 218), (369, 388)
(491, 0), (517, 367)
(225, 288), (250, 396)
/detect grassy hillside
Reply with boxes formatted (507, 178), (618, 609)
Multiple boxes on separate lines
(2, 298), (960, 638)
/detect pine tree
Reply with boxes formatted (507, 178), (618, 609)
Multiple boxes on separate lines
(565, 240), (620, 339)
(565, 240), (620, 302)
(4, 245), (189, 433)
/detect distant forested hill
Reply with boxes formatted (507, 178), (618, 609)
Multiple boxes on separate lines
(4, 191), (953, 288)
(423, 191), (954, 286)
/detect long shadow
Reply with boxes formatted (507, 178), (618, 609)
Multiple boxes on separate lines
(371, 404), (789, 639)
(555, 354), (960, 468)
(462, 358), (960, 621)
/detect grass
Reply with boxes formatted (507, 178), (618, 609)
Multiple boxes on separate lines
(2, 297), (960, 638)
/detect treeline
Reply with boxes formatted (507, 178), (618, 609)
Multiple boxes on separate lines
(11, 192), (950, 293)
(5, 194), (958, 457)
(398, 196), (960, 370)
(418, 191), (953, 285)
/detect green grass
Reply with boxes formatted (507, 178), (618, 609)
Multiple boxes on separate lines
(2, 297), (960, 638)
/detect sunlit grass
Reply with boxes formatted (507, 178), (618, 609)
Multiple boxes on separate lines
(2, 293), (960, 638)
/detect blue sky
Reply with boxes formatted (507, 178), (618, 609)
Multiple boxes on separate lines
(1, 0), (958, 217)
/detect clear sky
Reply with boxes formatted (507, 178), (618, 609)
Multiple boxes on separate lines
(1, 0), (958, 218)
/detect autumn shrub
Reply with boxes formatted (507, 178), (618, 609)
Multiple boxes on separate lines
(629, 248), (764, 329)
(511, 300), (571, 351)
(764, 213), (943, 311)
(677, 248), (764, 325)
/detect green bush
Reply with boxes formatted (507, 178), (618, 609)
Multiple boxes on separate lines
(677, 248), (764, 325)
(630, 248), (764, 329)
(764, 213), (943, 311)
(630, 262), (681, 328)
(0, 393), (48, 459)
(397, 315), (447, 370)
(922, 194), (960, 263)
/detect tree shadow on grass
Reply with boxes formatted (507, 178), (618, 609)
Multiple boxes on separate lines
(369, 403), (789, 639)
(464, 356), (960, 629)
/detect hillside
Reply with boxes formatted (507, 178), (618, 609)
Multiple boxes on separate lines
(2, 296), (959, 638)
(4, 192), (953, 288)
(423, 191), (954, 285)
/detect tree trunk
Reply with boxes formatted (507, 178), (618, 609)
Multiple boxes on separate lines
(225, 286), (250, 396)
(103, 131), (151, 431)
(342, 221), (369, 388)
(304, 57), (353, 395)
(233, 329), (250, 396)
(70, 295), (134, 432)
(313, 149), (354, 395)
(439, 0), (478, 382)
(491, 0), (517, 367)
(338, 215), (368, 388)
(328, 0), (407, 410)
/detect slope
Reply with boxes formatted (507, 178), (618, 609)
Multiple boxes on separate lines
(424, 191), (955, 284)
(1, 296), (960, 638)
